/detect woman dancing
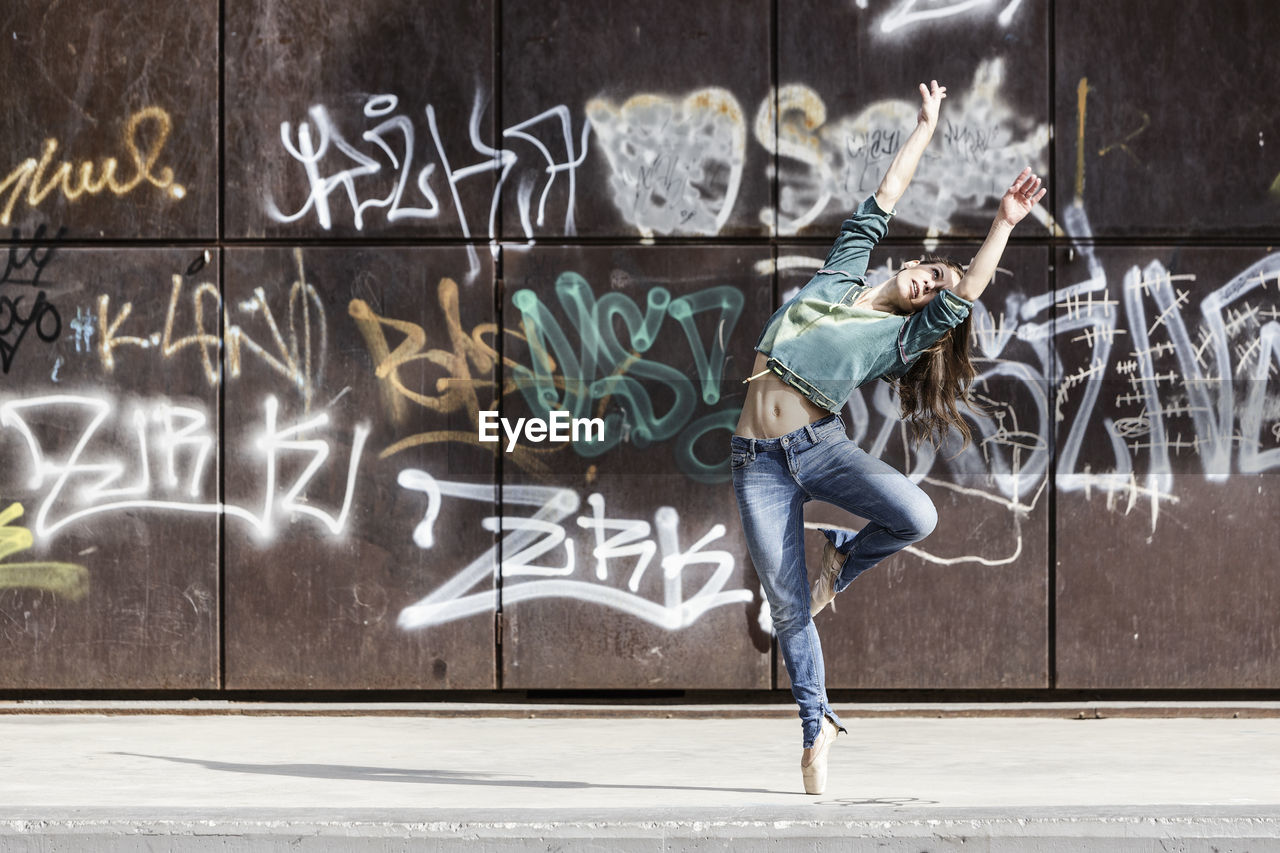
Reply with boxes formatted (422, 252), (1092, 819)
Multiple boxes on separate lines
(731, 79), (1045, 794)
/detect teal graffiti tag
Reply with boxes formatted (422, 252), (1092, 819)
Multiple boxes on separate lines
(510, 271), (742, 477)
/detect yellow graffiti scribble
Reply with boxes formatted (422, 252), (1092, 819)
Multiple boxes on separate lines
(1075, 77), (1089, 200)
(160, 276), (220, 384)
(349, 298), (411, 428)
(0, 107), (185, 226)
(225, 249), (324, 412)
(349, 279), (557, 475)
(0, 503), (88, 600)
(98, 250), (325, 411)
(98, 277), (220, 379)
(1098, 112), (1150, 161)
(1269, 173), (1280, 197)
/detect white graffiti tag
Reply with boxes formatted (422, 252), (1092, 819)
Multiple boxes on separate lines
(587, 88), (746, 238)
(758, 59), (1049, 237)
(395, 470), (751, 631)
(266, 93), (591, 279)
(0, 394), (369, 541)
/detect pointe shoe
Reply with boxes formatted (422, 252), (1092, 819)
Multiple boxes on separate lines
(810, 541), (843, 617)
(800, 716), (840, 795)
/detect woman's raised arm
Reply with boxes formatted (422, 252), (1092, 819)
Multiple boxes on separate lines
(873, 80), (946, 213)
(954, 167), (1046, 303)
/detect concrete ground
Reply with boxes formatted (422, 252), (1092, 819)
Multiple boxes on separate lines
(1, 703), (1278, 851)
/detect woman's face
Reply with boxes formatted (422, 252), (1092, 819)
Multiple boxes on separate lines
(892, 261), (961, 314)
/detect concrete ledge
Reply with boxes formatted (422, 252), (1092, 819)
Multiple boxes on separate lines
(2, 714), (1275, 851)
(2, 699), (1279, 718)
(1, 808), (1278, 852)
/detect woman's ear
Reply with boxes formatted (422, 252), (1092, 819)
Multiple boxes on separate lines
(902, 259), (920, 269)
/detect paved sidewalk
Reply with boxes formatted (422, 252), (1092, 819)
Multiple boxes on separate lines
(1, 707), (1278, 850)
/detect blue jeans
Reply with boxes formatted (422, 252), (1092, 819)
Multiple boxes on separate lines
(730, 413), (938, 747)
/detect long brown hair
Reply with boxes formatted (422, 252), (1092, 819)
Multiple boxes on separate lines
(891, 255), (981, 449)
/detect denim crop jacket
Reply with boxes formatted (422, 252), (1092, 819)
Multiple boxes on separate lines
(753, 195), (973, 412)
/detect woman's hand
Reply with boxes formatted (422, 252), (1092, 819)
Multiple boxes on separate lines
(998, 167), (1047, 227)
(917, 80), (947, 128)
(955, 168), (1048, 301)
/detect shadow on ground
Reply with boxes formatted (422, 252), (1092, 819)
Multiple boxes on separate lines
(112, 752), (801, 796)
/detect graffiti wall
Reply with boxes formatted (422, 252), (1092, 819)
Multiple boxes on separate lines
(1, 0), (1276, 691)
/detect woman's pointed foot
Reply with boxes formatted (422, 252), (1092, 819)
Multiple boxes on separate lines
(800, 716), (841, 794)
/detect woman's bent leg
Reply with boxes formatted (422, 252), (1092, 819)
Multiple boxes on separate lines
(731, 439), (841, 747)
(798, 434), (937, 593)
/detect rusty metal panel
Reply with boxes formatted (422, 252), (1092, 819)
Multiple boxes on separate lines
(500, 0), (772, 240)
(3, 0), (1273, 697)
(776, 0), (1049, 240)
(0, 241), (219, 688)
(775, 244), (1051, 689)
(224, 0), (496, 239)
(222, 247), (497, 689)
(1054, 246), (1280, 688)
(0, 0), (218, 239)
(1055, 0), (1280, 240)
(497, 244), (773, 689)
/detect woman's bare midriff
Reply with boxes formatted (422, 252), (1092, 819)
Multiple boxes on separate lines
(734, 352), (832, 439)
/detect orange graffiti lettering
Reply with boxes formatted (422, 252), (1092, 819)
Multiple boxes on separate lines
(350, 278), (556, 474)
